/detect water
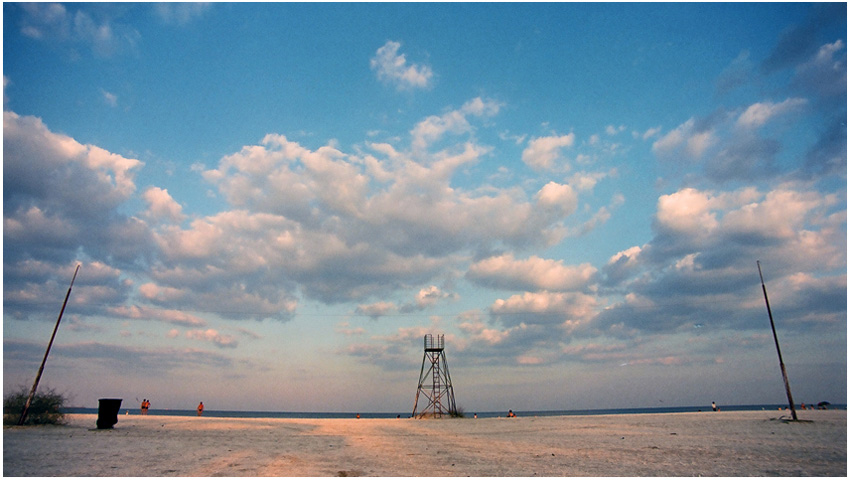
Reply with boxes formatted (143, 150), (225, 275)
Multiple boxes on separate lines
(62, 403), (844, 419)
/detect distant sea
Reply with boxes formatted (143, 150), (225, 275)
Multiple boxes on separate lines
(62, 403), (845, 419)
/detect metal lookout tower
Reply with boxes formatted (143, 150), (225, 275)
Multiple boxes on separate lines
(412, 334), (457, 418)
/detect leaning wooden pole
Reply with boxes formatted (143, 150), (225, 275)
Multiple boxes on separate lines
(18, 264), (80, 425)
(757, 261), (797, 421)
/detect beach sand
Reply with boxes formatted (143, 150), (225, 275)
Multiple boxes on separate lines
(3, 409), (845, 476)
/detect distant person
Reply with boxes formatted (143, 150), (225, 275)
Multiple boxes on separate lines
(197, 402), (204, 416)
(141, 399), (146, 414)
(474, 413), (478, 419)
(356, 413), (360, 419)
(507, 409), (516, 418)
(711, 401), (717, 412)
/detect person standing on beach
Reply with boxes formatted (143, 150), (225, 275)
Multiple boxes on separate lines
(197, 402), (204, 416)
(712, 401), (717, 412)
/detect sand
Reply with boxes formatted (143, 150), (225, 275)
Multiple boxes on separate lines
(3, 409), (845, 477)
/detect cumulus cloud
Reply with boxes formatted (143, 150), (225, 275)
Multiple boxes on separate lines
(3, 111), (149, 320)
(412, 285), (449, 309)
(188, 97), (582, 309)
(143, 187), (186, 223)
(490, 291), (600, 335)
(410, 97), (501, 152)
(371, 40), (433, 91)
(535, 182), (578, 213)
(596, 184), (845, 334)
(521, 133), (575, 170)
(653, 93), (823, 183)
(652, 118), (715, 161)
(467, 253), (596, 292)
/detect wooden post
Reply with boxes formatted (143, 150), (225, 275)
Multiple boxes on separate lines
(18, 264), (80, 426)
(757, 261), (797, 421)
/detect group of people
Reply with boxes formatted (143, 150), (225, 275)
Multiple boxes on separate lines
(141, 398), (205, 416)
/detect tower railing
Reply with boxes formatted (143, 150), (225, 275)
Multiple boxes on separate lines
(424, 333), (444, 351)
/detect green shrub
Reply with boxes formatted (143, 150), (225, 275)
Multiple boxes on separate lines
(4, 386), (67, 425)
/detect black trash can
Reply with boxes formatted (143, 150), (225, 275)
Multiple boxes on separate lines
(96, 398), (122, 429)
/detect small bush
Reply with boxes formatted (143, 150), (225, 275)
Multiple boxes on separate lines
(451, 405), (466, 418)
(4, 386), (67, 425)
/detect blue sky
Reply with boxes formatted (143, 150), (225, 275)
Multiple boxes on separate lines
(3, 3), (846, 413)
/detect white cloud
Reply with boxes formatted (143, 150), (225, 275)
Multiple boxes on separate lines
(653, 117), (717, 161)
(185, 98), (591, 307)
(794, 40), (847, 97)
(154, 3), (211, 25)
(468, 253), (596, 292)
(606, 124), (626, 135)
(186, 328), (238, 348)
(3, 110), (148, 273)
(686, 130), (715, 158)
(410, 97), (501, 152)
(19, 3), (72, 40)
(568, 171), (609, 192)
(143, 187), (186, 223)
(490, 291), (599, 328)
(736, 98), (807, 129)
(108, 305), (207, 327)
(355, 301), (397, 318)
(721, 186), (831, 240)
(414, 285), (446, 309)
(335, 322), (366, 336)
(607, 245), (643, 268)
(17, 4), (140, 57)
(641, 126), (662, 140)
(535, 182), (578, 215)
(652, 118), (693, 157)
(654, 187), (721, 235)
(370, 40), (433, 91)
(521, 133), (575, 170)
(101, 89), (118, 107)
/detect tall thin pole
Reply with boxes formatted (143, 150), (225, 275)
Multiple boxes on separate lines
(757, 261), (797, 421)
(18, 264), (80, 425)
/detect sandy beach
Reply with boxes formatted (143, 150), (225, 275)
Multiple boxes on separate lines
(3, 409), (845, 477)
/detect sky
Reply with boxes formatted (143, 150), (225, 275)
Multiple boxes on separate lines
(3, 3), (846, 413)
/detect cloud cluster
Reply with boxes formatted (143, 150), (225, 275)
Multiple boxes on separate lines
(3, 10), (845, 408)
(345, 35), (846, 371)
(16, 3), (141, 58)
(4, 90), (614, 337)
